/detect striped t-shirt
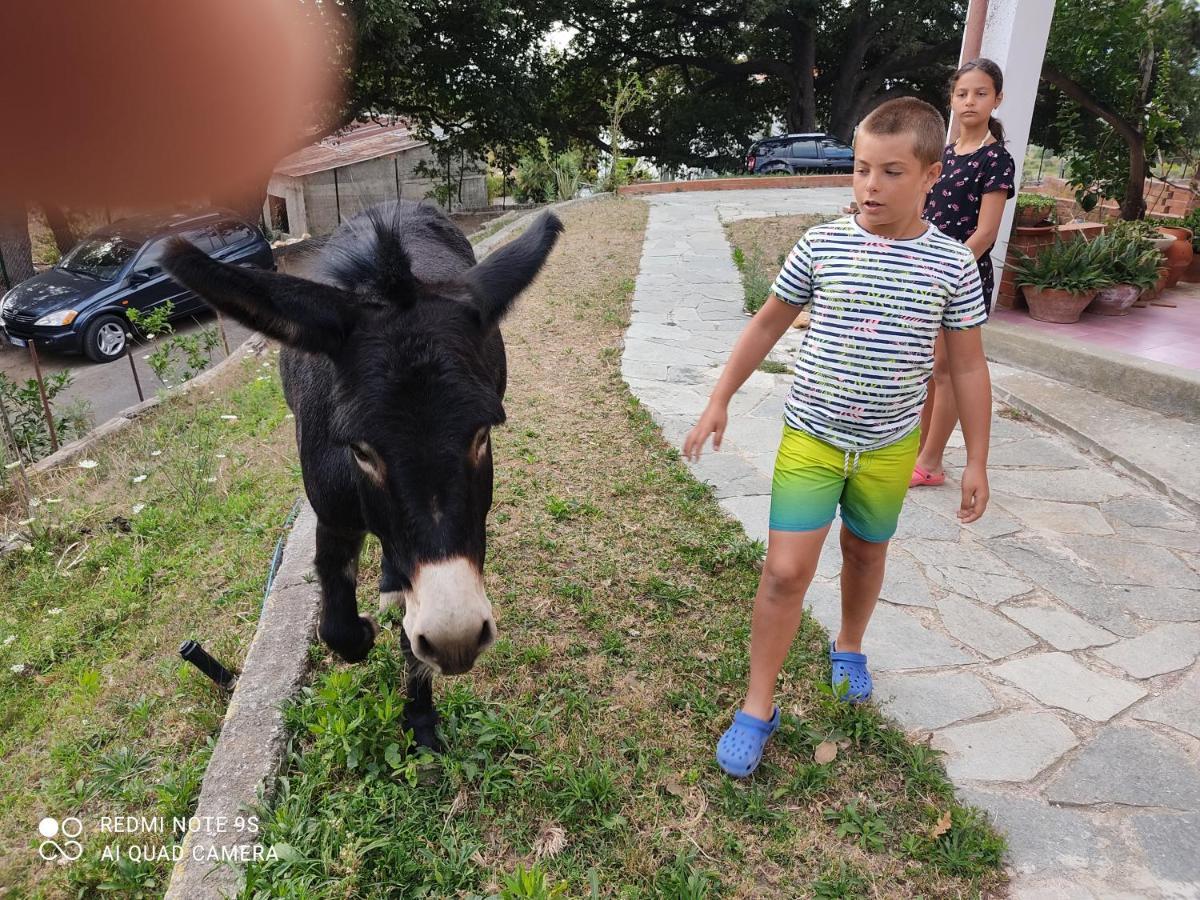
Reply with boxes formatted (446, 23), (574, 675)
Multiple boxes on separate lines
(771, 215), (986, 451)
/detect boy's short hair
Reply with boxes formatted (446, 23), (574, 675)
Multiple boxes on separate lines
(856, 98), (946, 167)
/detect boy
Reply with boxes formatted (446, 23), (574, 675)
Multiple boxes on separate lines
(682, 98), (992, 778)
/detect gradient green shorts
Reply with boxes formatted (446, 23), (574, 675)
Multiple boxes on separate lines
(769, 425), (920, 543)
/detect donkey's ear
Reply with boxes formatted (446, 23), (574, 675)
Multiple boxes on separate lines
(463, 212), (563, 328)
(162, 238), (356, 355)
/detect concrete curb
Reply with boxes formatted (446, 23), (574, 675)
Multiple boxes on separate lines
(164, 502), (320, 900)
(991, 379), (1200, 519)
(28, 333), (269, 476)
(984, 320), (1200, 424)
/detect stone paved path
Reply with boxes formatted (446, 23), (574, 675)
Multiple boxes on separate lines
(621, 188), (1200, 899)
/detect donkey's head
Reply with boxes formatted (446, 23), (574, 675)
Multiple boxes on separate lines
(163, 205), (562, 674)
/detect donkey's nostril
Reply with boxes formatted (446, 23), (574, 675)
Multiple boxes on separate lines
(416, 633), (437, 660)
(477, 620), (494, 651)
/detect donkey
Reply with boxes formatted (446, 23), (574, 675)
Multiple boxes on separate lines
(163, 200), (562, 749)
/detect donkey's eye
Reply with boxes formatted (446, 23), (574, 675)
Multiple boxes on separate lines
(350, 443), (371, 463)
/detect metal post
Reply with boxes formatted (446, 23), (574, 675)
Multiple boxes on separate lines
(0, 391), (32, 514)
(334, 168), (342, 225)
(394, 156), (401, 201)
(1036, 146), (1046, 184)
(216, 312), (230, 356)
(125, 342), (144, 402)
(26, 342), (58, 453)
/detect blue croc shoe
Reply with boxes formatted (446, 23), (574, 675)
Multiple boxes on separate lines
(716, 706), (780, 778)
(829, 639), (872, 703)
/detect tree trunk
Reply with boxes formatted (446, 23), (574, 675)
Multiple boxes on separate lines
(41, 202), (77, 256)
(0, 204), (35, 289)
(1121, 135), (1148, 220)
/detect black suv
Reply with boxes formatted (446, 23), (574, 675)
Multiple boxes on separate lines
(1, 210), (273, 363)
(746, 133), (855, 175)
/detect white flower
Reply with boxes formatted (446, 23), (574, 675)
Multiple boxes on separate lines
(78, 459), (98, 469)
(147, 334), (156, 340)
(285, 413), (294, 419)
(204, 477), (217, 483)
(261, 362), (271, 368)
(150, 450), (162, 457)
(215, 454), (226, 459)
(47, 608), (62, 616)
(29, 498), (41, 507)
(10, 664), (25, 674)
(131, 503), (145, 515)
(2, 635), (14, 646)
(132, 474), (147, 483)
(220, 415), (238, 421)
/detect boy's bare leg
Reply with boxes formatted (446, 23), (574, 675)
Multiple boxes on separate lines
(914, 333), (959, 477)
(743, 524), (832, 720)
(834, 525), (889, 653)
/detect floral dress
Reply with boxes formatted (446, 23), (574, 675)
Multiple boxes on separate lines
(923, 141), (1016, 317)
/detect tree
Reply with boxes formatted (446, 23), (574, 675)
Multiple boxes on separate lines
(601, 75), (649, 189)
(1039, 0), (1200, 219)
(0, 205), (34, 290)
(552, 0), (965, 170)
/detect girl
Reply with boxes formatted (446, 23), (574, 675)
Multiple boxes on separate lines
(911, 58), (1015, 488)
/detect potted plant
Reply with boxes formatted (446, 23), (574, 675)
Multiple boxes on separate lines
(1086, 235), (1161, 316)
(1015, 193), (1057, 228)
(1010, 238), (1113, 323)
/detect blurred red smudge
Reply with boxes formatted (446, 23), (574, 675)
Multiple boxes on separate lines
(0, 1), (346, 207)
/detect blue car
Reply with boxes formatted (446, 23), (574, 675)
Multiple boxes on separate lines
(0, 209), (274, 362)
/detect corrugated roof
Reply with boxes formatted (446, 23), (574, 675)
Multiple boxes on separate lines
(273, 120), (428, 178)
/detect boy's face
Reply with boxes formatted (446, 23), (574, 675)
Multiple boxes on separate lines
(852, 130), (942, 231)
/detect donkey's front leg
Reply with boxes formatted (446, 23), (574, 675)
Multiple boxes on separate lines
(400, 628), (442, 752)
(314, 522), (377, 662)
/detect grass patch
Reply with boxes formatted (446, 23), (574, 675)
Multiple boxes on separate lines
(756, 360), (791, 375)
(240, 198), (1005, 898)
(725, 214), (836, 314)
(0, 349), (301, 896)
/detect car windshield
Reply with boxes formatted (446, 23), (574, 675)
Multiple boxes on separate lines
(58, 236), (142, 280)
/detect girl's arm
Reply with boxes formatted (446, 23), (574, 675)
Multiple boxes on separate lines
(964, 191), (1008, 260)
(683, 294), (798, 460)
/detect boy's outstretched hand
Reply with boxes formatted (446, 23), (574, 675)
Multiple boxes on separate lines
(958, 461), (990, 523)
(683, 405), (729, 462)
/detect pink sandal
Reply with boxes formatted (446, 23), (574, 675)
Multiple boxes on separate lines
(909, 465), (945, 488)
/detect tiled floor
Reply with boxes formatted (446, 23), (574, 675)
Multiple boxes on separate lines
(992, 280), (1200, 372)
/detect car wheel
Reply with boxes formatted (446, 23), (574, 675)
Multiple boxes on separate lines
(759, 164), (788, 175)
(82, 314), (129, 363)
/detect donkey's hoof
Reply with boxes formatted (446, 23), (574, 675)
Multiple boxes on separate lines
(405, 709), (442, 752)
(320, 615), (378, 663)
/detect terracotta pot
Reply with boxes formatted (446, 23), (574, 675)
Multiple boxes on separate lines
(1159, 226), (1194, 288)
(1086, 283), (1141, 316)
(1140, 267), (1171, 304)
(1016, 206), (1053, 228)
(1022, 285), (1097, 324)
(1183, 252), (1200, 284)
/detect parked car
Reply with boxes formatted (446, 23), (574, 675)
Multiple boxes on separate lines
(0, 209), (273, 362)
(745, 133), (855, 175)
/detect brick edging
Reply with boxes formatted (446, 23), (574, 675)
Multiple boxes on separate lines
(618, 174), (853, 196)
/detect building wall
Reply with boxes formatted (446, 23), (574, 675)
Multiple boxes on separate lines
(297, 147), (488, 236)
(263, 175), (307, 239)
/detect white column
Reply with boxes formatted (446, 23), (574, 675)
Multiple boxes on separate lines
(977, 0), (1056, 306)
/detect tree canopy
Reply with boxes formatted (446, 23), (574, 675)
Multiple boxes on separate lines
(1037, 0), (1200, 218)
